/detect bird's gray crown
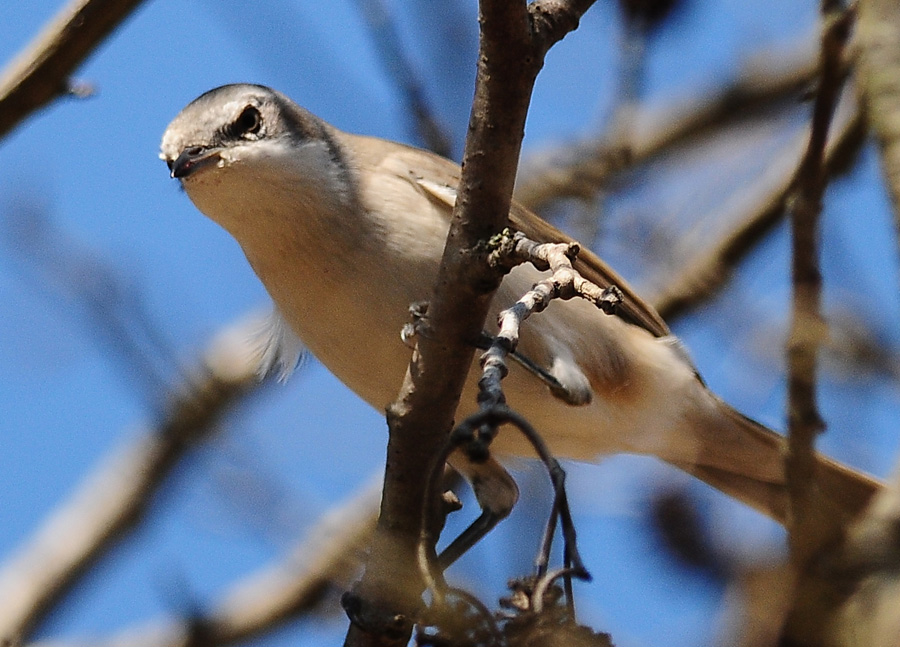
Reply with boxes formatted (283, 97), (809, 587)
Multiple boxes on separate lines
(159, 84), (330, 166)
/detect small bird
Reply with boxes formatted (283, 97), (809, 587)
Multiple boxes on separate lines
(161, 84), (879, 552)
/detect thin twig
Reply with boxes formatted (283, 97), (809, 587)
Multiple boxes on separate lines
(450, 407), (589, 581)
(448, 230), (619, 593)
(650, 92), (863, 321)
(514, 35), (827, 212)
(858, 0), (900, 257)
(0, 0), (148, 140)
(353, 0), (454, 157)
(784, 4), (854, 566)
(478, 230), (621, 410)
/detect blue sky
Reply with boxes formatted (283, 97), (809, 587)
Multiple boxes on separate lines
(1, 1), (898, 646)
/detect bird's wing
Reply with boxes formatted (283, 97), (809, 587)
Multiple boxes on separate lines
(373, 138), (671, 338)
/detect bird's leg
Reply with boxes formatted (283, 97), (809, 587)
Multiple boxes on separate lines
(406, 303), (587, 406)
(400, 300), (431, 348)
(419, 231), (601, 579)
(438, 454), (519, 569)
(460, 408), (589, 575)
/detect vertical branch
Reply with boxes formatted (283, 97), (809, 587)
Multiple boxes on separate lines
(784, 5), (853, 565)
(858, 0), (900, 259)
(343, 2), (595, 646)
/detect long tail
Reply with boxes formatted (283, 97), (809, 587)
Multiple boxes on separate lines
(672, 403), (880, 546)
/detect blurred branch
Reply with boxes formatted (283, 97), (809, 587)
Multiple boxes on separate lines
(822, 309), (900, 380)
(651, 89), (863, 321)
(781, 8), (861, 647)
(353, 0), (453, 157)
(649, 489), (731, 581)
(0, 318), (265, 642)
(515, 36), (825, 212)
(784, 3), (853, 568)
(515, 32), (865, 326)
(0, 0), (147, 140)
(858, 0), (900, 240)
(829, 466), (900, 647)
(3, 197), (183, 400)
(28, 476), (382, 647)
(198, 475), (376, 646)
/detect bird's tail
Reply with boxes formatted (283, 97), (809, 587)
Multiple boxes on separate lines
(671, 403), (880, 545)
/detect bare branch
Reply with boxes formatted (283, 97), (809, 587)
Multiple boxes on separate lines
(515, 37), (825, 212)
(780, 8), (862, 646)
(0, 0), (148, 140)
(858, 0), (900, 245)
(650, 89), (863, 321)
(203, 475), (379, 645)
(784, 4), (854, 567)
(0, 316), (266, 641)
(26, 476), (381, 647)
(353, 0), (454, 157)
(480, 230), (620, 408)
(344, 2), (596, 645)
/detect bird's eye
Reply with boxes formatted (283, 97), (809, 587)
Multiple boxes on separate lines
(230, 105), (262, 138)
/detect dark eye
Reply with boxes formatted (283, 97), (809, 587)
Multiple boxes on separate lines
(230, 105), (262, 138)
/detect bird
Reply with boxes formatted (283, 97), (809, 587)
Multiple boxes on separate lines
(160, 83), (880, 558)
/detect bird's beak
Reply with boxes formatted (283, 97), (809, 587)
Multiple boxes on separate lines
(168, 146), (221, 179)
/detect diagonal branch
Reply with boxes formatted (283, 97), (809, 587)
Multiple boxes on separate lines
(352, 0), (454, 157)
(0, 317), (265, 642)
(0, 0), (148, 140)
(514, 36), (827, 212)
(200, 475), (380, 646)
(651, 87), (863, 321)
(26, 476), (381, 647)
